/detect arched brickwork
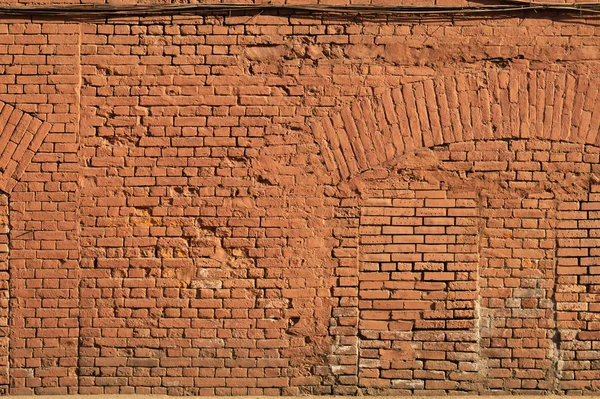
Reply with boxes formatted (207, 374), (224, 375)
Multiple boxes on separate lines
(0, 102), (51, 194)
(318, 70), (600, 394)
(312, 70), (600, 183)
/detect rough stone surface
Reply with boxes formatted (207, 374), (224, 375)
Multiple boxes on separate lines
(0, 0), (600, 395)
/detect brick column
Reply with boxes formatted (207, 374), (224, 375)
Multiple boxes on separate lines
(0, 194), (8, 395)
(555, 183), (600, 393)
(329, 194), (360, 395)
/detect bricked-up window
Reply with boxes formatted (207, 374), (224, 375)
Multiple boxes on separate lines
(358, 179), (479, 393)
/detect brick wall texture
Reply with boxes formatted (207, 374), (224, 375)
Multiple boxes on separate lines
(1, 1), (600, 395)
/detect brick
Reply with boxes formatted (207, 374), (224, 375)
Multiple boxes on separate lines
(3, 13), (600, 397)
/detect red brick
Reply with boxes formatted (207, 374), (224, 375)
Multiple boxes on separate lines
(3, 12), (600, 397)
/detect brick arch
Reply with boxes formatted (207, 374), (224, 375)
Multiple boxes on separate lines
(0, 102), (50, 394)
(312, 70), (600, 183)
(0, 102), (51, 194)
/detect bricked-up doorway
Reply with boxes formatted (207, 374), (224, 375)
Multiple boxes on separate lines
(331, 140), (600, 394)
(315, 70), (600, 394)
(358, 184), (479, 392)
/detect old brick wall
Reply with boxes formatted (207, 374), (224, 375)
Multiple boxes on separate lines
(0, 0), (599, 395)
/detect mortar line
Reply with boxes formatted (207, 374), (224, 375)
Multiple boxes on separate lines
(550, 197), (560, 394)
(475, 189), (483, 393)
(5, 193), (10, 395)
(75, 20), (83, 394)
(355, 206), (360, 393)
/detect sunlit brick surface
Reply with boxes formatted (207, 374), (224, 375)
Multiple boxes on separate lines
(0, 5), (600, 395)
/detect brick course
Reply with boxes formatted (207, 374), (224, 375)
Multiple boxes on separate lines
(0, 3), (599, 395)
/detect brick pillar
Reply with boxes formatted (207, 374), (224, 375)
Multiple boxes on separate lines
(4, 20), (81, 395)
(555, 184), (600, 392)
(479, 194), (557, 392)
(329, 195), (360, 395)
(0, 194), (8, 395)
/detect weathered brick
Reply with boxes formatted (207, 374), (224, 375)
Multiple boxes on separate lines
(1, 7), (600, 396)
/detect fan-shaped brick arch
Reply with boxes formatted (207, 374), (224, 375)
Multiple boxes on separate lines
(0, 102), (51, 194)
(312, 70), (600, 183)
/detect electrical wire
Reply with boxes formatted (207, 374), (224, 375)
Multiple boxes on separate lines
(0, 1), (599, 20)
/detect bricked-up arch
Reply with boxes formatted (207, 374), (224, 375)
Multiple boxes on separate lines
(312, 70), (600, 183)
(316, 70), (600, 394)
(0, 103), (51, 194)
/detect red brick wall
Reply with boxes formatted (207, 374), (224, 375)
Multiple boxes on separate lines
(0, 4), (600, 395)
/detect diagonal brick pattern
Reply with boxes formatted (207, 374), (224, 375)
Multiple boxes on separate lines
(0, 102), (50, 194)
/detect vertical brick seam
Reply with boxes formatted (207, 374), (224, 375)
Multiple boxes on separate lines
(0, 194), (8, 395)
